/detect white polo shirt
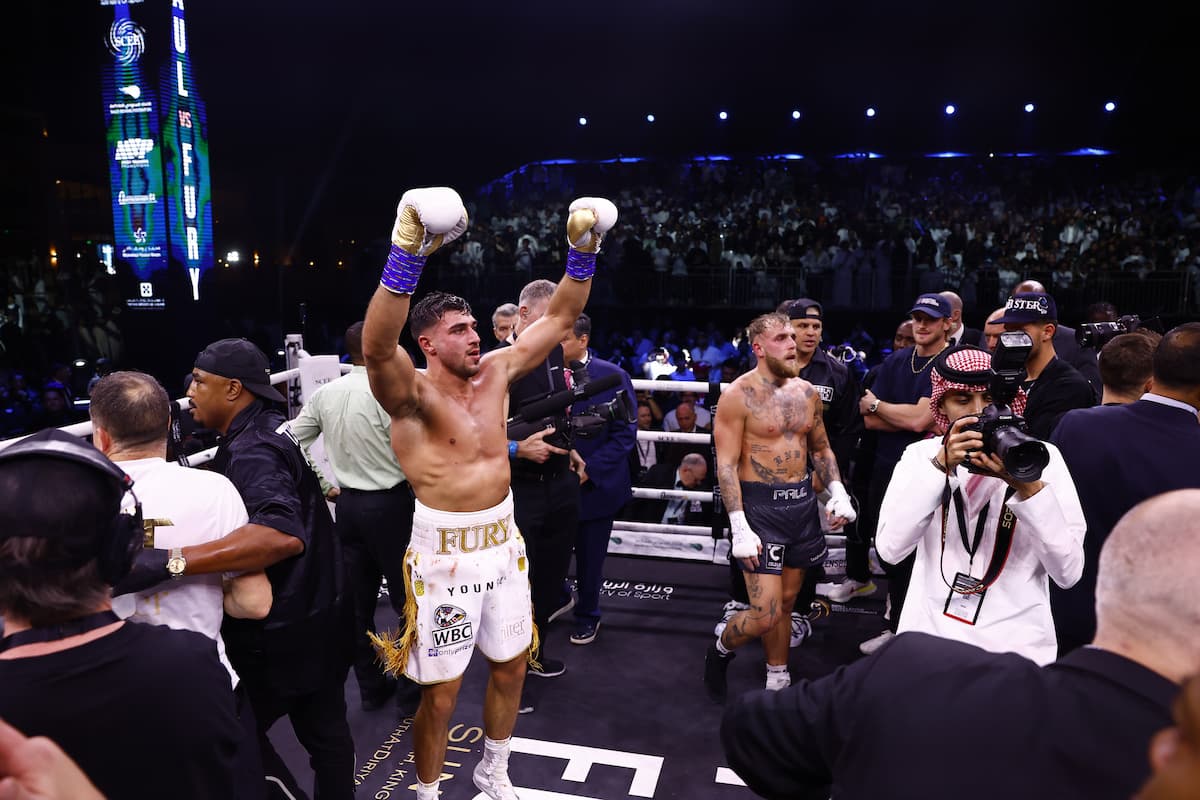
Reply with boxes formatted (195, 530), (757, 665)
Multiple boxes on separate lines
(111, 457), (249, 686)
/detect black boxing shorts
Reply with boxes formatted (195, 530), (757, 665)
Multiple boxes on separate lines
(739, 478), (827, 575)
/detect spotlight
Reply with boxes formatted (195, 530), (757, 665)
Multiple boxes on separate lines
(1024, 103), (1035, 113)
(646, 114), (655, 123)
(578, 117), (587, 126)
(718, 110), (728, 121)
(944, 104), (956, 116)
(865, 107), (876, 118)
(225, 250), (240, 263)
(791, 110), (801, 120)
(1104, 101), (1116, 112)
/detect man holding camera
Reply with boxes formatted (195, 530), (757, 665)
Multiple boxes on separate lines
(560, 313), (636, 646)
(875, 345), (1085, 664)
(502, 278), (587, 683)
(1050, 322), (1200, 655)
(995, 291), (1095, 439)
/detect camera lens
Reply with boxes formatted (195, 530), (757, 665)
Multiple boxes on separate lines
(992, 426), (1049, 482)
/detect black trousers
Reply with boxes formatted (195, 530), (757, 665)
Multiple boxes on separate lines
(512, 471), (580, 656)
(336, 483), (414, 700)
(248, 674), (355, 800)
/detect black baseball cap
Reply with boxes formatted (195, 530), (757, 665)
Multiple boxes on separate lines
(787, 298), (823, 320)
(194, 338), (286, 402)
(995, 292), (1058, 325)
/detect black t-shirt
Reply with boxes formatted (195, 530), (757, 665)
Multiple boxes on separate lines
(869, 346), (936, 468)
(0, 621), (240, 800)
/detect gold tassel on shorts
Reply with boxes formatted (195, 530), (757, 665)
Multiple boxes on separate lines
(526, 604), (541, 671)
(368, 552), (420, 677)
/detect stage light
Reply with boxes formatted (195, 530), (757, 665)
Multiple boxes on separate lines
(1024, 103), (1035, 113)
(1104, 101), (1116, 112)
(718, 110), (728, 121)
(225, 250), (240, 263)
(866, 107), (876, 118)
(944, 104), (956, 116)
(792, 110), (801, 120)
(578, 117), (587, 126)
(646, 114), (655, 123)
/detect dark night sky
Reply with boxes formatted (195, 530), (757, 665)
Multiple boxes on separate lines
(5, 0), (1196, 258)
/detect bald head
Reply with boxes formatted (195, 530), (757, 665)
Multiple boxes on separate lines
(984, 307), (1006, 352)
(1013, 280), (1046, 295)
(1094, 490), (1200, 683)
(938, 291), (964, 332)
(679, 453), (708, 488)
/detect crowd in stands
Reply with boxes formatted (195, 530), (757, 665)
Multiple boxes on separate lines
(0, 252), (123, 435)
(468, 155), (1200, 313)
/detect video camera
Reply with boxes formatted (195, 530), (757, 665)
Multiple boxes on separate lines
(506, 362), (635, 450)
(956, 332), (1050, 482)
(1076, 314), (1164, 350)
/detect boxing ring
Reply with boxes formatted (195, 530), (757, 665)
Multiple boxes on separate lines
(0, 336), (872, 579)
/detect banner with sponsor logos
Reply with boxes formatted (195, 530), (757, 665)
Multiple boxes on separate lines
(100, 0), (213, 310)
(102, 5), (168, 283)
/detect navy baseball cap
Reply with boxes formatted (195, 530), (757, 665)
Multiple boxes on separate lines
(908, 293), (952, 319)
(786, 298), (823, 320)
(194, 338), (286, 402)
(996, 292), (1058, 325)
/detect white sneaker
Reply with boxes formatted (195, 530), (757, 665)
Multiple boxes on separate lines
(789, 613), (812, 648)
(858, 630), (895, 655)
(473, 758), (520, 800)
(824, 579), (877, 604)
(714, 600), (749, 637)
(765, 670), (792, 691)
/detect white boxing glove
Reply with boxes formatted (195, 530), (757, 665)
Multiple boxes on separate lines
(380, 187), (469, 295)
(824, 481), (857, 523)
(566, 197), (618, 253)
(393, 187), (469, 256)
(728, 510), (762, 560)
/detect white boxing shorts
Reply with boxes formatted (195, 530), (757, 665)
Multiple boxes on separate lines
(401, 490), (533, 684)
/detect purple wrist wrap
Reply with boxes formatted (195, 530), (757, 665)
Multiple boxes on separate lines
(379, 244), (426, 295)
(565, 248), (597, 281)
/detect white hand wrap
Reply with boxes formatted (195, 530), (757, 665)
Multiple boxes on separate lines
(824, 481), (857, 523)
(728, 510), (762, 560)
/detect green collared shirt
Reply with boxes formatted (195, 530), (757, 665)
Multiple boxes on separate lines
(290, 365), (406, 492)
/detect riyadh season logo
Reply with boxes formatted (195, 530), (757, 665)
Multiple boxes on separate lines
(107, 19), (146, 66)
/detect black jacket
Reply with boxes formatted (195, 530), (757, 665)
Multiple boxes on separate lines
(800, 348), (862, 474)
(722, 632), (1175, 800)
(214, 400), (350, 692)
(504, 341), (573, 479)
(1050, 398), (1200, 645)
(1023, 356), (1095, 440)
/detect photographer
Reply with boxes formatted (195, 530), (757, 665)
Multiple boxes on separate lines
(560, 313), (636, 646)
(503, 279), (586, 682)
(876, 345), (1085, 665)
(995, 291), (1095, 439)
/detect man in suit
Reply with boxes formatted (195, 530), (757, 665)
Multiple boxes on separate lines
(994, 290), (1095, 439)
(1050, 322), (1200, 653)
(722, 490), (1200, 800)
(560, 313), (636, 645)
(631, 453), (713, 528)
(939, 291), (983, 347)
(1013, 279), (1100, 398)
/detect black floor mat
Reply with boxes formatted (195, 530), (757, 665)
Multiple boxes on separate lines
(269, 555), (887, 798)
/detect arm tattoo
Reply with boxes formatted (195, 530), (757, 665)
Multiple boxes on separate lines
(808, 406), (841, 487)
(717, 463), (743, 513)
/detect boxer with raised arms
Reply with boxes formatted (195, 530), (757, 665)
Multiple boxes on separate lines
(362, 188), (616, 800)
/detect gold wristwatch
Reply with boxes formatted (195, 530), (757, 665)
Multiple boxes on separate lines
(166, 547), (187, 579)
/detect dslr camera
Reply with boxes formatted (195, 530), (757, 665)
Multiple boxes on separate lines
(1076, 314), (1163, 350)
(959, 332), (1050, 482)
(506, 362), (635, 450)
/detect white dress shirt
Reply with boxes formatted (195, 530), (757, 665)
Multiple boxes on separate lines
(876, 438), (1085, 665)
